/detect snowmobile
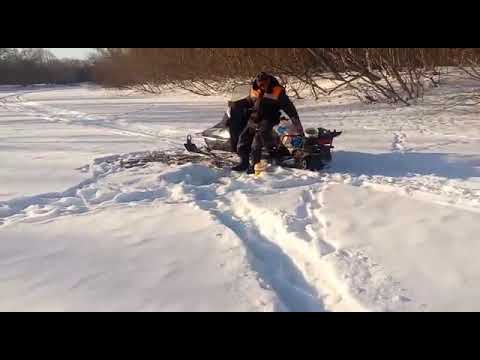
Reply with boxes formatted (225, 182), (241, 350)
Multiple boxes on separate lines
(184, 84), (342, 171)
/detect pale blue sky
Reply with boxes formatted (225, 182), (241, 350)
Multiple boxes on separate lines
(47, 48), (95, 59)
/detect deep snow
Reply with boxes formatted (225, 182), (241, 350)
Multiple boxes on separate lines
(1, 74), (479, 311)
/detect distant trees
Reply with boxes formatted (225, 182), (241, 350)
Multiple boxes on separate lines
(4, 48), (478, 105)
(89, 48), (480, 105)
(0, 48), (93, 86)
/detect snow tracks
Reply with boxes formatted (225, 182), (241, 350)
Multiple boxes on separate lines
(0, 155), (429, 311)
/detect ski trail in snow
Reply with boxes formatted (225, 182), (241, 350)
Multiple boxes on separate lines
(209, 204), (326, 312)
(208, 186), (366, 311)
(0, 156), (363, 311)
(218, 183), (417, 311)
(1, 150), (461, 311)
(0, 92), (184, 147)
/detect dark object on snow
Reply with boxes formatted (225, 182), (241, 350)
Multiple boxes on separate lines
(225, 73), (303, 172)
(184, 135), (200, 153)
(119, 150), (238, 170)
(186, 123), (341, 171)
(184, 85), (342, 171)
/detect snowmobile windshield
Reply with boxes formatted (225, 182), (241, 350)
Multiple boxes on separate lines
(231, 84), (251, 102)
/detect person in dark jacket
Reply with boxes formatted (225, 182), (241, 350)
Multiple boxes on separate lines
(230, 72), (303, 173)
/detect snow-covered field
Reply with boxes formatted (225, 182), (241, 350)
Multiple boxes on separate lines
(1, 74), (479, 311)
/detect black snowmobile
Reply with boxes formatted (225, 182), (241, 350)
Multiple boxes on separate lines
(185, 85), (342, 171)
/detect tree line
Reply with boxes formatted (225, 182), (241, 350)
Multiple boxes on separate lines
(3, 48), (479, 105)
(0, 48), (93, 86)
(89, 48), (480, 105)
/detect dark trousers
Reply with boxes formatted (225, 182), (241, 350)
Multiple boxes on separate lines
(237, 118), (276, 165)
(228, 99), (250, 152)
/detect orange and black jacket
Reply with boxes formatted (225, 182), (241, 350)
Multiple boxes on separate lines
(247, 76), (301, 127)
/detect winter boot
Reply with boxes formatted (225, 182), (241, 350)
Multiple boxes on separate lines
(232, 149), (250, 172)
(232, 153), (250, 172)
(232, 162), (250, 172)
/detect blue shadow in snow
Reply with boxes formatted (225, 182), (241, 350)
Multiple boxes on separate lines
(330, 151), (480, 180)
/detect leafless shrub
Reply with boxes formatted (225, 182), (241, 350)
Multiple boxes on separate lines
(90, 48), (477, 105)
(456, 48), (480, 81)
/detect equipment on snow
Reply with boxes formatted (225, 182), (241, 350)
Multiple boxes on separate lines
(184, 85), (342, 171)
